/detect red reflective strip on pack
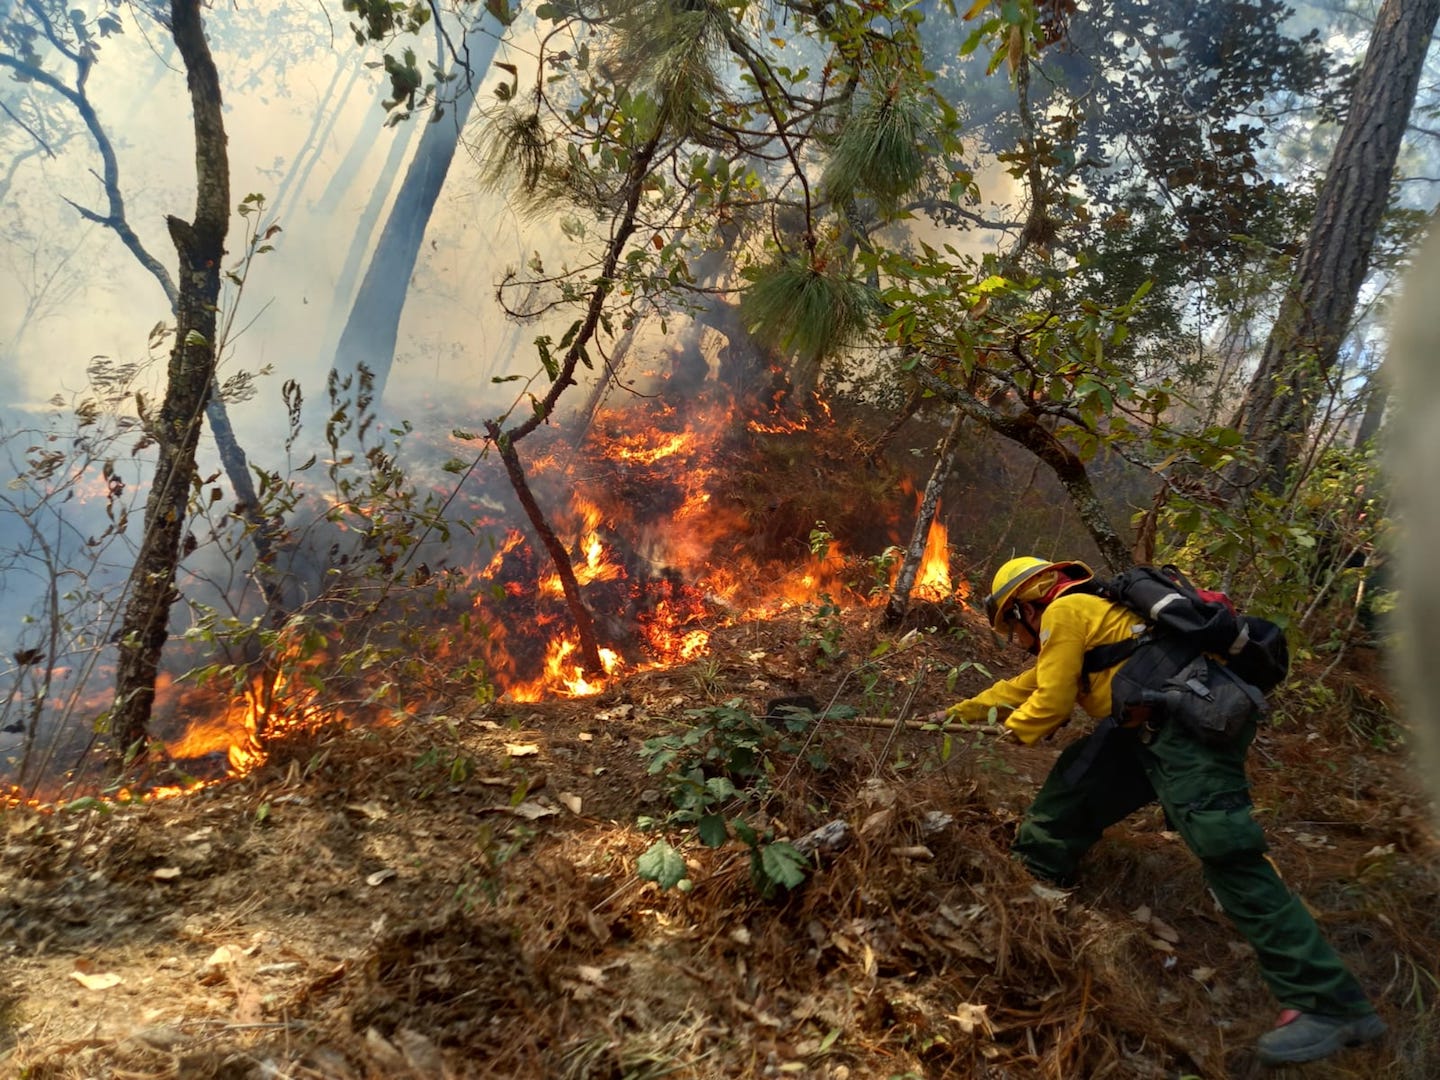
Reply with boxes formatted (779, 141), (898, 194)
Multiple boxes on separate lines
(1196, 587), (1237, 614)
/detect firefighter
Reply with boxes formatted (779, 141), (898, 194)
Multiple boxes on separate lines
(943, 556), (1385, 1066)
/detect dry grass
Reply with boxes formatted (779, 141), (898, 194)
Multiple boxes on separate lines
(2, 603), (1436, 1080)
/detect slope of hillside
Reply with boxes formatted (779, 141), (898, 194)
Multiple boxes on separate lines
(3, 598), (1436, 1080)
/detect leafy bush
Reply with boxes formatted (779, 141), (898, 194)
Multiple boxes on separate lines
(636, 698), (843, 897)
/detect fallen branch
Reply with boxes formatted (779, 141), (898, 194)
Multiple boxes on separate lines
(837, 715), (1009, 736)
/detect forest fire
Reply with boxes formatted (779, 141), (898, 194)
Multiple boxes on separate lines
(445, 392), (966, 709)
(508, 638), (622, 702)
(3, 387), (966, 807)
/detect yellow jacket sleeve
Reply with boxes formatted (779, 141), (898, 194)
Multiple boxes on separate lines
(1000, 599), (1091, 744)
(946, 594), (1143, 743)
(951, 669), (1037, 722)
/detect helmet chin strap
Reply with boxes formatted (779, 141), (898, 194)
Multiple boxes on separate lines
(1010, 601), (1042, 654)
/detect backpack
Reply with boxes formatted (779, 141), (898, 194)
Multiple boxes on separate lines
(1077, 565), (1290, 748)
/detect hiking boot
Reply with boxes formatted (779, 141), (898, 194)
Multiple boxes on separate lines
(1256, 1008), (1386, 1065)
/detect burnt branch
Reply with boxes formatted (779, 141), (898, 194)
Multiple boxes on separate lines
(503, 124), (667, 443)
(485, 422), (606, 678)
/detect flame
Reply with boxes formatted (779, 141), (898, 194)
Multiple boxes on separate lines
(611, 431), (694, 464)
(913, 518), (952, 600)
(18, 379), (971, 807)
(738, 542), (853, 617)
(478, 529), (526, 580)
(538, 501), (624, 597)
(638, 591), (713, 663)
(508, 637), (620, 701)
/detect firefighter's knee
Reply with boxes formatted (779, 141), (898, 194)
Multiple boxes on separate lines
(1177, 790), (1268, 865)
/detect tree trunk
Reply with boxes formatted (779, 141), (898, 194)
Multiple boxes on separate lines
(1230, 0), (1440, 495)
(322, 112), (423, 348)
(331, 9), (508, 403)
(884, 407), (963, 625)
(313, 90), (391, 217)
(110, 0), (229, 751)
(1351, 360), (1389, 449)
(263, 55), (359, 233)
(1, 15), (277, 616)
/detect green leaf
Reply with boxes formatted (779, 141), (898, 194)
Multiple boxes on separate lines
(535, 335), (557, 380)
(637, 839), (687, 889)
(698, 813), (729, 847)
(959, 25), (988, 56)
(705, 776), (737, 800)
(63, 796), (113, 814)
(758, 841), (808, 890)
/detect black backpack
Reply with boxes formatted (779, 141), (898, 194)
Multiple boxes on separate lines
(1077, 565), (1290, 749)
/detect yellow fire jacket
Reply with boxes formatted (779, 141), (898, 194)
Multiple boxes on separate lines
(955, 592), (1148, 745)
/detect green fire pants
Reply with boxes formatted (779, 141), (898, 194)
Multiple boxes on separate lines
(1013, 716), (1374, 1017)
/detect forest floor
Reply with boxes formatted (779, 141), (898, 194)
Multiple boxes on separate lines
(2, 598), (1437, 1080)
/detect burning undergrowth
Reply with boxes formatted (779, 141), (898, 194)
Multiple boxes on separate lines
(4, 381), (964, 805)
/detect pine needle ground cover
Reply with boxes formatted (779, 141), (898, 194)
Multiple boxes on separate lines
(2, 599), (1436, 1080)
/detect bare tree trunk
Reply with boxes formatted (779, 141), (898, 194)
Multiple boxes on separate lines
(332, 8), (509, 403)
(263, 55), (359, 232)
(1229, 0), (1439, 495)
(313, 90), (390, 217)
(884, 407), (963, 625)
(110, 0), (229, 751)
(1, 15), (277, 613)
(322, 113), (424, 347)
(1352, 360), (1389, 449)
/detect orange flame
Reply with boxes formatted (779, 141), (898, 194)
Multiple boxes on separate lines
(610, 431), (694, 464)
(508, 637), (620, 702)
(45, 381), (967, 806)
(913, 518), (952, 600)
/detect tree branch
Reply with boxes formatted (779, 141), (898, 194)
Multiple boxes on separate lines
(911, 364), (1132, 571)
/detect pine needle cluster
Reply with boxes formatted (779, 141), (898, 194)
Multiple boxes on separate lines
(604, 0), (731, 137)
(741, 255), (873, 360)
(476, 108), (550, 197)
(821, 84), (930, 215)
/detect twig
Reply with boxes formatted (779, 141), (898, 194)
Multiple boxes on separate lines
(839, 716), (1008, 736)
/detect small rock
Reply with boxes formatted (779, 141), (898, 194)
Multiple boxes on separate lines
(126, 1025), (186, 1052)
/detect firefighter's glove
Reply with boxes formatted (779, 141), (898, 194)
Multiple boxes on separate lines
(945, 700), (994, 724)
